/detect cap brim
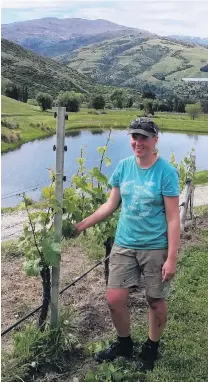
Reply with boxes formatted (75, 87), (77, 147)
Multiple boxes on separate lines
(127, 128), (153, 137)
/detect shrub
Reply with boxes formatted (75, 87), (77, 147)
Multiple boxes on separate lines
(91, 95), (106, 110)
(1, 131), (20, 143)
(1, 119), (19, 129)
(142, 98), (155, 115)
(36, 93), (53, 111)
(185, 103), (202, 120)
(56, 91), (81, 112)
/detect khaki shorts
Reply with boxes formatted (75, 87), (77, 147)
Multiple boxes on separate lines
(108, 244), (170, 299)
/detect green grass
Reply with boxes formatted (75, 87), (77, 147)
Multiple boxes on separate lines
(194, 170), (208, 185)
(82, 209), (208, 381)
(2, 96), (208, 153)
(1, 240), (20, 259)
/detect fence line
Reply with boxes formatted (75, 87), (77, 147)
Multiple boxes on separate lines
(1, 254), (110, 337)
(1, 181), (50, 200)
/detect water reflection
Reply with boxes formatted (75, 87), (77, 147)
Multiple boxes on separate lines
(90, 129), (105, 135)
(186, 134), (199, 141)
(66, 130), (81, 138)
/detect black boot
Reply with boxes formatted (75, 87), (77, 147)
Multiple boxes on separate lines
(94, 337), (133, 363)
(136, 339), (159, 372)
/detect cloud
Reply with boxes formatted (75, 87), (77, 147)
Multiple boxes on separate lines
(70, 1), (208, 37)
(2, 1), (208, 37)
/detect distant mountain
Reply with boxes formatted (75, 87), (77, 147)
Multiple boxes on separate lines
(1, 17), (153, 57)
(168, 35), (208, 47)
(1, 38), (96, 98)
(65, 35), (208, 98)
(2, 18), (208, 100)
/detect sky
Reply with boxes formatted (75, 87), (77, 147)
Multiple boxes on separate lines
(1, 1), (208, 38)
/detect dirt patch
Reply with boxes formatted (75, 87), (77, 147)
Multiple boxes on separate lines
(1, 241), (147, 354)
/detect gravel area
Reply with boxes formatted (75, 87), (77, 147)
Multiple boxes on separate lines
(1, 185), (208, 242)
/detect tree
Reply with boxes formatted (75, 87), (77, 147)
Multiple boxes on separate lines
(4, 83), (21, 100)
(142, 90), (156, 100)
(158, 102), (169, 112)
(176, 99), (185, 113)
(92, 95), (106, 110)
(56, 91), (81, 112)
(172, 97), (185, 113)
(36, 92), (53, 111)
(110, 90), (124, 109)
(201, 100), (208, 114)
(142, 98), (155, 115)
(126, 97), (134, 108)
(185, 103), (202, 120)
(22, 85), (28, 103)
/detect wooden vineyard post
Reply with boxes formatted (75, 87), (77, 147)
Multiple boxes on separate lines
(180, 155), (196, 232)
(51, 107), (66, 327)
(180, 179), (192, 231)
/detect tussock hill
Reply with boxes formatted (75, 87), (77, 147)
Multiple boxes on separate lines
(1, 38), (95, 98)
(65, 35), (208, 93)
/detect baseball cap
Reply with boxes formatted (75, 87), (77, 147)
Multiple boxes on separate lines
(127, 117), (159, 137)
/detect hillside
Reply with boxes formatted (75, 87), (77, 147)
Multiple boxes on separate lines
(1, 17), (152, 57)
(1, 38), (143, 101)
(168, 35), (208, 47)
(1, 38), (96, 98)
(65, 35), (208, 98)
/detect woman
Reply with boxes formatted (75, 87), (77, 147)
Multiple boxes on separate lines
(75, 117), (180, 372)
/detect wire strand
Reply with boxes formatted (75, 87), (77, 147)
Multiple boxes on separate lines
(1, 254), (110, 337)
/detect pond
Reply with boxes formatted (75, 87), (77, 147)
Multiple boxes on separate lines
(2, 129), (208, 207)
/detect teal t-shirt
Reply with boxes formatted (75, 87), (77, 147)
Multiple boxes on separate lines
(109, 156), (180, 250)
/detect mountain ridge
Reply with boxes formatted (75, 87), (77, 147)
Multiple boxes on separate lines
(1, 17), (154, 57)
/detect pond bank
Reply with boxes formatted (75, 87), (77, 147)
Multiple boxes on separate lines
(2, 185), (208, 242)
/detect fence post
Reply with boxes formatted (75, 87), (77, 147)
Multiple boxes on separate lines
(180, 179), (192, 231)
(51, 107), (66, 327)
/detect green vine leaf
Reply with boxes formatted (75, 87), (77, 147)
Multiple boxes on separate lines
(104, 157), (112, 166)
(42, 237), (61, 267)
(23, 259), (41, 277)
(97, 145), (108, 155)
(90, 167), (108, 185)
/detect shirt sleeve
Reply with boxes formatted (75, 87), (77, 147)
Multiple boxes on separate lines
(108, 161), (123, 188)
(162, 168), (180, 196)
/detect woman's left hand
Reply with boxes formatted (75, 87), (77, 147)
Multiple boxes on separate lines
(162, 258), (177, 282)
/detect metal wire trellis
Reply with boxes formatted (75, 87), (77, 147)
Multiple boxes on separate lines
(1, 253), (110, 337)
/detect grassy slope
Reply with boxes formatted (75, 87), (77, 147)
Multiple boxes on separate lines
(1, 38), (95, 98)
(66, 36), (208, 92)
(2, 96), (208, 153)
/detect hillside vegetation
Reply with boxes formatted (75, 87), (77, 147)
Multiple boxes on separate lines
(1, 38), (95, 98)
(66, 35), (208, 97)
(1, 38), (142, 102)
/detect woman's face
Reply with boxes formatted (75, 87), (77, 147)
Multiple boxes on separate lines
(130, 133), (158, 159)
